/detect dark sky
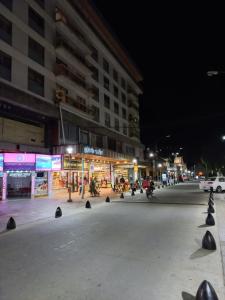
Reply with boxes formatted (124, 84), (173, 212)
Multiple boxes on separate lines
(92, 1), (225, 167)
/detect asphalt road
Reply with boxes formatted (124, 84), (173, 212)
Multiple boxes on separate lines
(0, 183), (224, 300)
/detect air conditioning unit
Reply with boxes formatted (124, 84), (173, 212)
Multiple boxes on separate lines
(55, 88), (66, 103)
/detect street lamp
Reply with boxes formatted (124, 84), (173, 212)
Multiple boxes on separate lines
(207, 70), (225, 77)
(222, 135), (225, 141)
(149, 152), (155, 180)
(157, 163), (162, 183)
(66, 146), (73, 202)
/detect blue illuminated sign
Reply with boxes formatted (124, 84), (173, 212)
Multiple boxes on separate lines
(0, 154), (3, 172)
(36, 155), (52, 171)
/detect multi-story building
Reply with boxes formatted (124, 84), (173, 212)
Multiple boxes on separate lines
(0, 0), (143, 200)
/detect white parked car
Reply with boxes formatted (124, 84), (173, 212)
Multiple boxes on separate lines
(199, 176), (225, 193)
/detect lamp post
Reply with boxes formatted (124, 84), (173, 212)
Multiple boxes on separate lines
(132, 158), (138, 182)
(149, 152), (155, 180)
(66, 146), (73, 202)
(158, 163), (162, 183)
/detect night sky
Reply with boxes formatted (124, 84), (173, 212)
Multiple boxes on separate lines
(92, 1), (225, 168)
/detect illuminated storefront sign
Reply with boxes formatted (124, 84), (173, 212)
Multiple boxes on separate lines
(36, 155), (52, 171)
(4, 153), (35, 171)
(83, 146), (103, 156)
(0, 154), (3, 172)
(51, 155), (61, 171)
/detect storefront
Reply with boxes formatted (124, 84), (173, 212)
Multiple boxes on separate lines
(0, 153), (62, 200)
(3, 153), (35, 199)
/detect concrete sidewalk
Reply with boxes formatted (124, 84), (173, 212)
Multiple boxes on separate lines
(0, 184), (178, 234)
(0, 188), (119, 234)
(214, 192), (225, 285)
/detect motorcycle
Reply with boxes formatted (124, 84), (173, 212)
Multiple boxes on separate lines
(145, 186), (154, 199)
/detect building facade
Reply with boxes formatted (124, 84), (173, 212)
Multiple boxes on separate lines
(0, 0), (143, 200)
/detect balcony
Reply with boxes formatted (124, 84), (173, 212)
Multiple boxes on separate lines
(55, 9), (91, 56)
(54, 63), (90, 98)
(56, 39), (91, 76)
(129, 127), (140, 140)
(127, 87), (139, 99)
(58, 92), (95, 119)
(128, 99), (139, 112)
(128, 114), (139, 124)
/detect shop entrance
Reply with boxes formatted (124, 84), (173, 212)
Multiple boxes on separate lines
(7, 172), (31, 199)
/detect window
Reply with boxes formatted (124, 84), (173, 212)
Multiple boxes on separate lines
(103, 58), (109, 73)
(115, 118), (119, 131)
(108, 137), (116, 151)
(29, 7), (45, 37)
(117, 141), (122, 153)
(90, 65), (98, 81)
(122, 92), (126, 104)
(28, 37), (45, 65)
(105, 112), (110, 128)
(91, 85), (99, 102)
(113, 69), (118, 82)
(126, 145), (135, 155)
(123, 124), (127, 135)
(114, 102), (119, 115)
(113, 85), (118, 98)
(91, 45), (98, 61)
(0, 0), (13, 10)
(28, 68), (44, 96)
(92, 105), (99, 122)
(104, 76), (109, 90)
(104, 94), (110, 109)
(0, 15), (12, 45)
(121, 77), (126, 89)
(0, 50), (11, 81)
(80, 130), (89, 144)
(34, 0), (45, 8)
(122, 108), (127, 119)
(61, 121), (78, 143)
(96, 135), (103, 148)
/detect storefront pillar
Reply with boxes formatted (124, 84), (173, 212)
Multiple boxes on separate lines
(48, 172), (53, 198)
(2, 173), (7, 201)
(134, 165), (138, 181)
(81, 158), (84, 199)
(110, 164), (114, 188)
(31, 173), (35, 199)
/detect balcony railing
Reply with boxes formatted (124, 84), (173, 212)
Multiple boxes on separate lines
(54, 63), (86, 89)
(55, 8), (91, 51)
(56, 38), (88, 67)
(128, 99), (139, 111)
(127, 87), (138, 98)
(59, 92), (94, 117)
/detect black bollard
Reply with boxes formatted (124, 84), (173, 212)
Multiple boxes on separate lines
(208, 203), (215, 213)
(196, 280), (219, 300)
(120, 193), (124, 198)
(202, 230), (216, 250)
(55, 207), (62, 218)
(131, 190), (135, 196)
(6, 217), (16, 230)
(208, 199), (214, 206)
(105, 196), (110, 202)
(206, 213), (215, 226)
(85, 200), (91, 208)
(140, 189), (143, 193)
(158, 186), (160, 189)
